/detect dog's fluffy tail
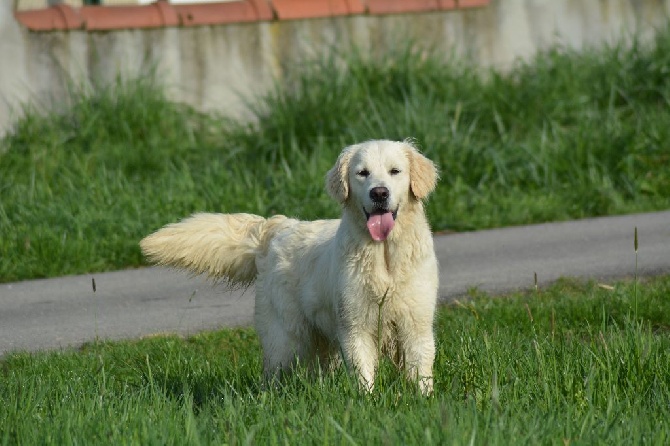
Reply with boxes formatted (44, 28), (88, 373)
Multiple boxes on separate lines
(140, 213), (288, 286)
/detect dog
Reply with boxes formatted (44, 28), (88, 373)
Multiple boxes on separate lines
(140, 139), (439, 393)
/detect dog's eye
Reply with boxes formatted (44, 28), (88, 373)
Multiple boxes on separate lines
(357, 169), (370, 178)
(389, 168), (401, 175)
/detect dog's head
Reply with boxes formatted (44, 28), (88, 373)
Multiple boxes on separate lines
(326, 140), (438, 242)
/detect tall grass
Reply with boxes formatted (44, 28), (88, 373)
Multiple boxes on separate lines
(2, 277), (670, 444)
(1, 28), (670, 281)
(233, 37), (670, 229)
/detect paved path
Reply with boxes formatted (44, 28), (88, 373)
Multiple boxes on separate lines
(1, 211), (668, 355)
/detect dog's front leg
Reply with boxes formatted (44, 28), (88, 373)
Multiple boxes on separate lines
(339, 327), (378, 392)
(400, 327), (435, 395)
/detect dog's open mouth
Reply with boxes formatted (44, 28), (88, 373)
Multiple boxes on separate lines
(364, 208), (397, 242)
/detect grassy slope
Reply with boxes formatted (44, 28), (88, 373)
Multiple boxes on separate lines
(1, 31), (669, 283)
(1, 277), (669, 444)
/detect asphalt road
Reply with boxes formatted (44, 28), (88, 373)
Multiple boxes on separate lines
(1, 211), (668, 356)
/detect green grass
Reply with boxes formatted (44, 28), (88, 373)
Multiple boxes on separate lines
(2, 276), (670, 444)
(2, 29), (670, 282)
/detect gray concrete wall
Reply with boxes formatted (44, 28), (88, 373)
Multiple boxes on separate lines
(1, 0), (669, 136)
(1, 0), (31, 135)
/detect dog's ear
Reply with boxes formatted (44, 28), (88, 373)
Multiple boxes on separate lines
(326, 145), (355, 203)
(406, 143), (439, 200)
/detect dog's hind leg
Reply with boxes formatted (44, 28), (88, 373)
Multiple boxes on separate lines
(259, 326), (300, 377)
(255, 308), (318, 383)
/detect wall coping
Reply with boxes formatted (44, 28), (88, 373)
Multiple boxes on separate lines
(14, 0), (489, 31)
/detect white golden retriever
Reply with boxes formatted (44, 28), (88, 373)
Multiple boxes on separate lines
(140, 139), (439, 393)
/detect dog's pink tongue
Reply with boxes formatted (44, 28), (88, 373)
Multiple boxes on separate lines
(367, 212), (395, 242)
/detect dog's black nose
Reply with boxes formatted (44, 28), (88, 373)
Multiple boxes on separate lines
(369, 187), (389, 203)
